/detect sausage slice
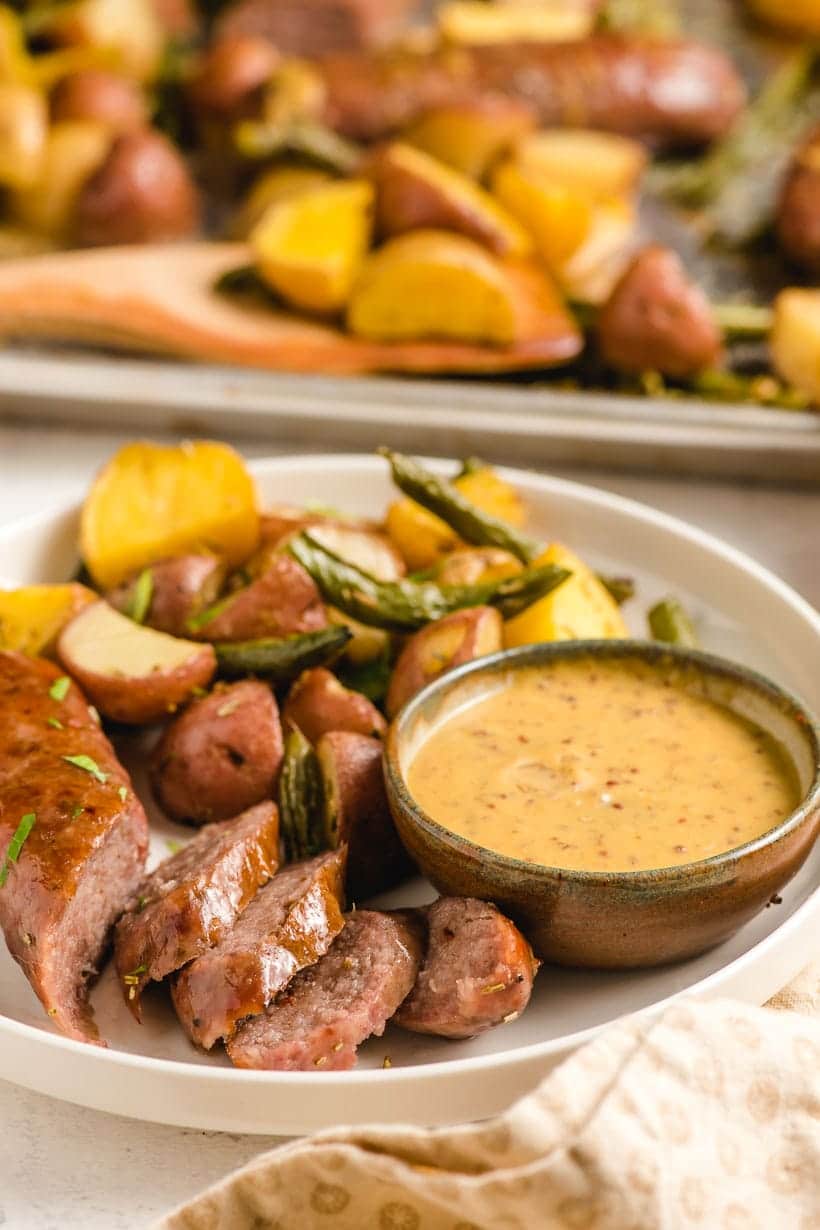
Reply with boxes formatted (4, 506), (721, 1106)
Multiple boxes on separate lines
(114, 800), (279, 1018)
(171, 847), (346, 1048)
(227, 909), (424, 1070)
(0, 651), (149, 1043)
(394, 897), (539, 1039)
(150, 680), (284, 825)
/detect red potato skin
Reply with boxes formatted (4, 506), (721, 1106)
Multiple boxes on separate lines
(386, 605), (503, 718)
(597, 245), (723, 378)
(317, 730), (415, 900)
(75, 130), (201, 248)
(51, 71), (149, 131)
(195, 555), (328, 641)
(150, 680), (284, 824)
(115, 801), (280, 1017)
(282, 667), (386, 743)
(188, 35), (281, 119)
(777, 126), (820, 277)
(394, 897), (539, 1039)
(0, 651), (148, 1043)
(365, 142), (520, 255)
(320, 36), (747, 146)
(107, 554), (226, 638)
(57, 602), (217, 726)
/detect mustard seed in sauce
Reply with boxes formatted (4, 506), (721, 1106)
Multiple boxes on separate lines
(407, 660), (800, 872)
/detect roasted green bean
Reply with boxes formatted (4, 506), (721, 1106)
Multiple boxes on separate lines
(289, 531), (570, 631)
(648, 597), (699, 648)
(214, 627), (352, 681)
(379, 448), (540, 564)
(278, 727), (326, 862)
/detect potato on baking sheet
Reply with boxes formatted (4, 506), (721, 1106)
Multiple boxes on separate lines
(511, 130), (647, 202)
(401, 99), (535, 182)
(771, 289), (820, 405)
(348, 229), (523, 345)
(365, 142), (531, 257)
(80, 439), (259, 589)
(437, 0), (595, 44)
(251, 179), (373, 314)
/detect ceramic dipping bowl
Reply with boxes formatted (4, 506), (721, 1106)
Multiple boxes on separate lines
(384, 640), (820, 969)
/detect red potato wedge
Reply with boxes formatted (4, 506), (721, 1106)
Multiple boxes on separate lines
(317, 731), (415, 901)
(364, 141), (532, 256)
(386, 605), (503, 718)
(58, 599), (216, 724)
(107, 554), (226, 637)
(0, 242), (582, 374)
(150, 679), (284, 824)
(282, 668), (386, 743)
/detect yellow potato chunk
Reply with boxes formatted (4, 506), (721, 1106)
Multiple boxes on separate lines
(80, 440), (260, 589)
(0, 584), (95, 656)
(438, 1), (594, 44)
(555, 198), (637, 305)
(8, 120), (111, 238)
(232, 165), (334, 238)
(347, 229), (519, 345)
(512, 129), (647, 201)
(504, 542), (629, 646)
(402, 99), (535, 181)
(0, 84), (47, 191)
(386, 466), (525, 571)
(771, 289), (820, 405)
(491, 160), (593, 271)
(251, 179), (374, 314)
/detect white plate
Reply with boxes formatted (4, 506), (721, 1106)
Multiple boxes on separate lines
(0, 454), (818, 1135)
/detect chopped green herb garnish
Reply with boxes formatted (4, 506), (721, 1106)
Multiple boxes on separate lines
(47, 716), (63, 730)
(216, 698), (242, 718)
(49, 676), (70, 702)
(118, 786), (128, 802)
(122, 963), (148, 985)
(0, 813), (36, 887)
(136, 896), (147, 913)
(125, 568), (154, 625)
(62, 754), (108, 784)
(186, 593), (234, 633)
(71, 805), (83, 819)
(166, 839), (183, 854)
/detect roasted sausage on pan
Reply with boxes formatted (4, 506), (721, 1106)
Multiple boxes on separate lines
(319, 36), (747, 146)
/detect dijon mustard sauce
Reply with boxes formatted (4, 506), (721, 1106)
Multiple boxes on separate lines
(407, 660), (799, 872)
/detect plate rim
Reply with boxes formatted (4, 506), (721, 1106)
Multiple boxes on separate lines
(0, 453), (818, 1110)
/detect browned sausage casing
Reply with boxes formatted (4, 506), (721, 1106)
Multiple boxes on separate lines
(319, 36), (746, 146)
(171, 846), (346, 1049)
(0, 651), (149, 1044)
(114, 800), (280, 1017)
(394, 897), (539, 1039)
(227, 908), (424, 1070)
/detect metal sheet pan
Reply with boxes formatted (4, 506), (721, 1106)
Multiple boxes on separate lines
(1, 0), (818, 482)
(0, 349), (817, 482)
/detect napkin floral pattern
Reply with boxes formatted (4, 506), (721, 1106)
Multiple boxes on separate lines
(157, 965), (820, 1230)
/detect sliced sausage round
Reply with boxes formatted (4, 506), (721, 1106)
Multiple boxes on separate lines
(227, 909), (424, 1070)
(394, 897), (539, 1039)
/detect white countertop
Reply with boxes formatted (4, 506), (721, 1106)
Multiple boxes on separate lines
(0, 420), (817, 1229)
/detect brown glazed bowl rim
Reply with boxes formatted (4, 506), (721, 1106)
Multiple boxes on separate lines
(384, 639), (820, 888)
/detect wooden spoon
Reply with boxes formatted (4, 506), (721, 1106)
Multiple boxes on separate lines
(0, 242), (582, 375)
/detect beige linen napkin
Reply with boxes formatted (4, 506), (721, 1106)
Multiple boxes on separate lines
(157, 963), (820, 1230)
